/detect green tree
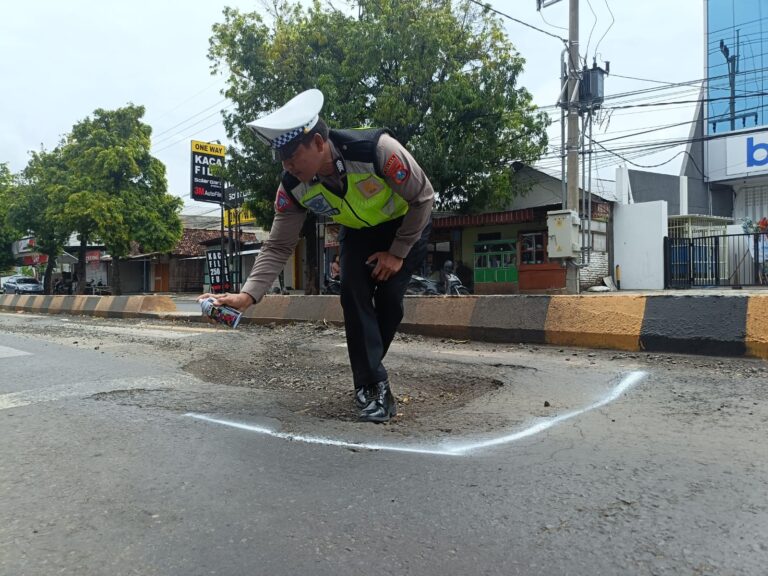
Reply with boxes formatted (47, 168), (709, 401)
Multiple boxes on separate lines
(7, 150), (72, 291)
(0, 163), (20, 273)
(62, 105), (183, 295)
(209, 0), (549, 220)
(0, 163), (22, 273)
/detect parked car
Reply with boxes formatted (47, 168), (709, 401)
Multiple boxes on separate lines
(3, 276), (44, 295)
(0, 275), (24, 291)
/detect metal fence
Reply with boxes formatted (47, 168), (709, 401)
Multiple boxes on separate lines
(664, 232), (768, 288)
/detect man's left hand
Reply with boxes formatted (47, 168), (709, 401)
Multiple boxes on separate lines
(367, 251), (403, 282)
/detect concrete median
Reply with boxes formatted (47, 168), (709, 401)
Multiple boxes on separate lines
(241, 293), (768, 359)
(2, 292), (767, 360)
(0, 294), (176, 318)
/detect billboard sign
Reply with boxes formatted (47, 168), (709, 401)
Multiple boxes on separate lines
(725, 131), (768, 177)
(206, 249), (231, 293)
(191, 140), (226, 203)
(224, 206), (257, 227)
(224, 186), (245, 207)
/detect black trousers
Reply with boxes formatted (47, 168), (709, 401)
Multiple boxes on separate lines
(339, 217), (430, 389)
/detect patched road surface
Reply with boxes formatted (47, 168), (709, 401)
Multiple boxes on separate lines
(1, 312), (766, 575)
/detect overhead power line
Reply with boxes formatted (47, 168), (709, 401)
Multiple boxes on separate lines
(153, 98), (228, 139)
(603, 91), (768, 111)
(152, 116), (232, 154)
(592, 0), (614, 57)
(467, 0), (568, 44)
(537, 4), (568, 31)
(590, 140), (705, 176)
(584, 0), (598, 59)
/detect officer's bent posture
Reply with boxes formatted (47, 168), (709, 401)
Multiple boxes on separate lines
(199, 89), (435, 423)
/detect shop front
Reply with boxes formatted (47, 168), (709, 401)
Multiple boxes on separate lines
(436, 207), (567, 294)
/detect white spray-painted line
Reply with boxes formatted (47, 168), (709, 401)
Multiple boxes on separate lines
(439, 370), (647, 454)
(186, 370), (647, 456)
(186, 414), (454, 456)
(0, 345), (32, 359)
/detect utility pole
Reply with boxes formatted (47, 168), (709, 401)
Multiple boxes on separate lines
(720, 31), (738, 132)
(540, 0), (584, 294)
(713, 31), (756, 133)
(566, 0), (580, 212)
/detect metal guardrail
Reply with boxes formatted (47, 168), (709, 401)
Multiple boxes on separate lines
(665, 232), (768, 288)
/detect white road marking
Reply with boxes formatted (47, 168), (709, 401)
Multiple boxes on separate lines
(187, 370), (648, 456)
(187, 414), (453, 456)
(0, 345), (32, 359)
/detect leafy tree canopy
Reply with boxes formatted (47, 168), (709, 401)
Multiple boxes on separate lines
(7, 105), (182, 293)
(10, 148), (72, 253)
(0, 163), (19, 272)
(62, 105), (183, 260)
(209, 0), (549, 226)
(8, 148), (75, 288)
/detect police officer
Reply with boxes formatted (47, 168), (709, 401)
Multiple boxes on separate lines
(201, 89), (434, 423)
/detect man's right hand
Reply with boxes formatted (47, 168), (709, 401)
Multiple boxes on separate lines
(197, 291), (255, 312)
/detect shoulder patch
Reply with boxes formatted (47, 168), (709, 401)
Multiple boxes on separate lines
(383, 153), (409, 185)
(356, 176), (384, 198)
(275, 187), (293, 213)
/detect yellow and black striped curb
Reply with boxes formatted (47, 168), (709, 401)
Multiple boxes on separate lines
(0, 294), (175, 318)
(242, 293), (768, 360)
(2, 293), (766, 360)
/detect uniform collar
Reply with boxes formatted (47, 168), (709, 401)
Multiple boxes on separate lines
(311, 140), (346, 184)
(328, 140), (346, 176)
(311, 140), (347, 197)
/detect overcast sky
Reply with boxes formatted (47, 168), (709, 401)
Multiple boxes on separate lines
(2, 0), (703, 216)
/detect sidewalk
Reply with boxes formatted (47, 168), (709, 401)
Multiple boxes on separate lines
(1, 291), (767, 360)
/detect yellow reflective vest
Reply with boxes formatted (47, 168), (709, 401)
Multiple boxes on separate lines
(281, 129), (409, 229)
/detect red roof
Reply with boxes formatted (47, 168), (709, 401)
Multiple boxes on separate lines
(173, 229), (257, 256)
(432, 209), (535, 229)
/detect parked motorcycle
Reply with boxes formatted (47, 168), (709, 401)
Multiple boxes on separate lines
(438, 261), (470, 296)
(441, 271), (470, 296)
(53, 279), (70, 295)
(322, 268), (468, 296)
(322, 274), (341, 295)
(406, 274), (441, 296)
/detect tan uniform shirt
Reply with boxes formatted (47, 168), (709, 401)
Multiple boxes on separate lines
(241, 133), (434, 304)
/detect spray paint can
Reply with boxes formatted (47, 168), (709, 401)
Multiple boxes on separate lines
(199, 297), (243, 329)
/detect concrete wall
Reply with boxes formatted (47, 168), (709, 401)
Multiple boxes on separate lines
(577, 220), (609, 289)
(685, 177), (712, 215)
(628, 171), (680, 214)
(711, 185), (734, 217)
(613, 201), (668, 289)
(579, 251), (609, 289)
(628, 170), (716, 217)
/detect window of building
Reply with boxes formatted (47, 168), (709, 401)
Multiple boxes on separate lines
(707, 0), (768, 134)
(744, 185), (768, 222)
(520, 231), (547, 265)
(472, 239), (517, 284)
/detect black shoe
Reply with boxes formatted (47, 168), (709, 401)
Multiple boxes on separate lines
(359, 380), (397, 423)
(354, 385), (371, 409)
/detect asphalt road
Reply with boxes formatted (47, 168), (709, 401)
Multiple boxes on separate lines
(0, 312), (766, 576)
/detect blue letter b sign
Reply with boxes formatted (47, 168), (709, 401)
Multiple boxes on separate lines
(747, 137), (768, 167)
